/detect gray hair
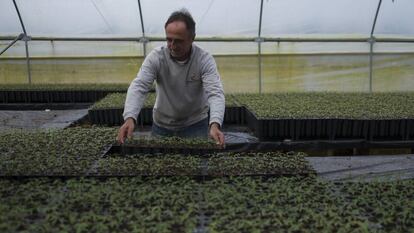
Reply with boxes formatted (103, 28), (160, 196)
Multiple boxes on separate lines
(165, 8), (196, 39)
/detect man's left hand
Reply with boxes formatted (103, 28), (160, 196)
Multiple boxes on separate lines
(209, 123), (225, 148)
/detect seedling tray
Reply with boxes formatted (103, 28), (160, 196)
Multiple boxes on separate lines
(245, 108), (414, 141)
(107, 141), (308, 156)
(86, 155), (315, 178)
(88, 107), (153, 126)
(0, 103), (92, 110)
(90, 105), (414, 142)
(81, 173), (314, 178)
(106, 140), (414, 156)
(223, 106), (246, 124)
(1, 167), (314, 178)
(108, 143), (223, 156)
(0, 90), (123, 103)
(88, 106), (247, 126)
(106, 142), (284, 156)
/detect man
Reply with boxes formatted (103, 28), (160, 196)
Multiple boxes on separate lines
(117, 9), (225, 147)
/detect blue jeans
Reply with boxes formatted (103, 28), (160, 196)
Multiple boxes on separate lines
(152, 118), (208, 138)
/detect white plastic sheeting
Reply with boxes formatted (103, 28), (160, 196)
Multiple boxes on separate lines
(1, 0), (414, 37)
(0, 0), (21, 36)
(1, 41), (144, 57)
(261, 0), (378, 36)
(375, 0), (414, 36)
(0, 0), (142, 37)
(141, 0), (261, 37)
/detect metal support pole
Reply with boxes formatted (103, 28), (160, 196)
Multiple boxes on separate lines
(369, 0), (383, 92)
(257, 38), (263, 93)
(369, 37), (374, 93)
(258, 0), (264, 93)
(12, 0), (27, 34)
(24, 37), (32, 84)
(13, 0), (32, 84)
(143, 40), (147, 57)
(1, 36), (413, 44)
(137, 0), (147, 57)
(371, 0), (382, 36)
(0, 33), (24, 56)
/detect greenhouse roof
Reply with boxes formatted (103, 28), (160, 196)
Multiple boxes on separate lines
(1, 0), (413, 39)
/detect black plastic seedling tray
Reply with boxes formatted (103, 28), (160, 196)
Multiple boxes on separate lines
(107, 142), (298, 156)
(106, 140), (414, 156)
(88, 108), (153, 126)
(88, 106), (246, 126)
(0, 141), (318, 178)
(87, 104), (414, 141)
(0, 103), (92, 110)
(1, 166), (314, 179)
(0, 90), (124, 103)
(108, 143), (223, 156)
(223, 106), (246, 124)
(245, 108), (414, 141)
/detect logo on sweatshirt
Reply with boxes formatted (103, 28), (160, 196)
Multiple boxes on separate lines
(190, 73), (200, 81)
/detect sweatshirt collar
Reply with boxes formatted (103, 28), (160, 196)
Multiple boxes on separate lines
(169, 46), (193, 64)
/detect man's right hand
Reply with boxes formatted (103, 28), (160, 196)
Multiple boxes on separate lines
(117, 118), (135, 144)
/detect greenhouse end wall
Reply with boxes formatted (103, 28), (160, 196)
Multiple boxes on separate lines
(1, 0), (414, 92)
(1, 41), (414, 93)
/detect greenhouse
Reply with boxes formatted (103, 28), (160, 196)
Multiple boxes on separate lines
(1, 0), (414, 232)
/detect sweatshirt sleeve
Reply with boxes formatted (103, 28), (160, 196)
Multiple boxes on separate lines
(123, 51), (158, 122)
(201, 53), (225, 127)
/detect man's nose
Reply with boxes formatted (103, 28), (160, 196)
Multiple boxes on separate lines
(170, 40), (177, 48)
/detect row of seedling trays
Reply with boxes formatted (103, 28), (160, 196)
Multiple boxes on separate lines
(111, 140), (414, 154)
(0, 90), (123, 103)
(0, 147), (315, 178)
(88, 106), (414, 141)
(245, 108), (414, 140)
(88, 106), (245, 126)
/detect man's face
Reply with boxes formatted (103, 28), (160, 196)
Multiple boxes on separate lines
(165, 21), (193, 60)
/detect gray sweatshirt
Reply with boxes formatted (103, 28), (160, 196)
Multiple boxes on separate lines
(123, 44), (225, 130)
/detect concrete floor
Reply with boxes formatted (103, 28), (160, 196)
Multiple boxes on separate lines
(0, 109), (88, 130)
(307, 155), (414, 181)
